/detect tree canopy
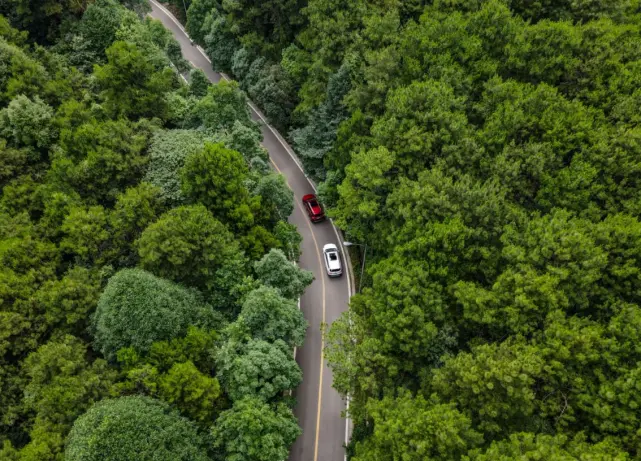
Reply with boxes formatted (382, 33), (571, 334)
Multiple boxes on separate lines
(0, 7), (303, 457)
(181, 0), (641, 458)
(65, 396), (212, 461)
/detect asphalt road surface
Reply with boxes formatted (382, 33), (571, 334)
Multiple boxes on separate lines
(148, 3), (353, 460)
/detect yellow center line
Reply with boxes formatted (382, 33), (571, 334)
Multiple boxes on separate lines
(270, 158), (326, 461)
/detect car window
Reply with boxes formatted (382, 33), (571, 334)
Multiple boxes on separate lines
(329, 253), (338, 261)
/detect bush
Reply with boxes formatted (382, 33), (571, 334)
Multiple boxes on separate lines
(66, 396), (212, 461)
(92, 268), (222, 361)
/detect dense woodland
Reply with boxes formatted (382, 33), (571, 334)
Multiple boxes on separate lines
(179, 0), (641, 459)
(0, 1), (313, 460)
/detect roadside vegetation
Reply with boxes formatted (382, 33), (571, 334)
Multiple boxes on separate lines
(182, 0), (641, 459)
(0, 1), (311, 459)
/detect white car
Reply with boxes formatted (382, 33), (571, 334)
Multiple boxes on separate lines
(323, 244), (343, 278)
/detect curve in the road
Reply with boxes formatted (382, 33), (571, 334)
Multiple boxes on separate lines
(148, 3), (353, 461)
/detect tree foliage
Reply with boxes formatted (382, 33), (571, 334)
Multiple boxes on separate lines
(143, 129), (208, 206)
(0, 6), (304, 457)
(211, 397), (301, 461)
(94, 41), (174, 120)
(239, 286), (307, 347)
(157, 0), (641, 459)
(93, 268), (222, 361)
(137, 205), (247, 300)
(217, 338), (302, 402)
(254, 248), (313, 300)
(65, 396), (212, 461)
(181, 142), (255, 230)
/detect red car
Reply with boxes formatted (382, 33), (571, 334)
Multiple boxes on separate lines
(302, 194), (325, 222)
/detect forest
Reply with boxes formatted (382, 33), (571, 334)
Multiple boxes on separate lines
(179, 0), (641, 459)
(0, 0), (313, 460)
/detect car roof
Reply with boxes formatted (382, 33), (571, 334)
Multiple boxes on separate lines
(323, 243), (338, 252)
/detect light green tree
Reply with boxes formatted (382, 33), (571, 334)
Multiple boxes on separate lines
(65, 396), (212, 461)
(92, 268), (223, 361)
(254, 248), (313, 300)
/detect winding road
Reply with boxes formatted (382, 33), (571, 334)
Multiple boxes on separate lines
(148, 3), (353, 460)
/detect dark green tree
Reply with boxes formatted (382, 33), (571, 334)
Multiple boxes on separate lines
(181, 142), (258, 231)
(94, 41), (174, 120)
(136, 204), (247, 300)
(189, 68), (210, 97)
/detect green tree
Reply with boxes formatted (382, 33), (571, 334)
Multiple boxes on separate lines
(157, 361), (222, 423)
(252, 173), (293, 222)
(0, 174), (43, 218)
(116, 327), (224, 423)
(77, 0), (125, 59)
(239, 286), (307, 347)
(242, 57), (297, 130)
(0, 94), (55, 150)
(211, 397), (301, 461)
(429, 339), (545, 437)
(181, 142), (255, 230)
(220, 0), (305, 58)
(166, 39), (190, 72)
(108, 182), (164, 266)
(2, 0), (88, 43)
(254, 248), (313, 300)
(186, 0), (219, 44)
(220, 119), (267, 164)
(291, 62), (351, 178)
(189, 68), (210, 97)
(65, 396), (212, 461)
(137, 204), (247, 299)
(334, 146), (395, 243)
(92, 268), (223, 360)
(217, 338), (302, 401)
(21, 335), (117, 459)
(202, 11), (238, 72)
(0, 35), (47, 102)
(143, 129), (208, 206)
(238, 224), (281, 261)
(60, 205), (110, 266)
(464, 432), (629, 461)
(0, 140), (30, 188)
(32, 266), (101, 336)
(352, 392), (482, 461)
(51, 119), (150, 203)
(273, 220), (302, 261)
(94, 41), (174, 120)
(185, 80), (253, 132)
